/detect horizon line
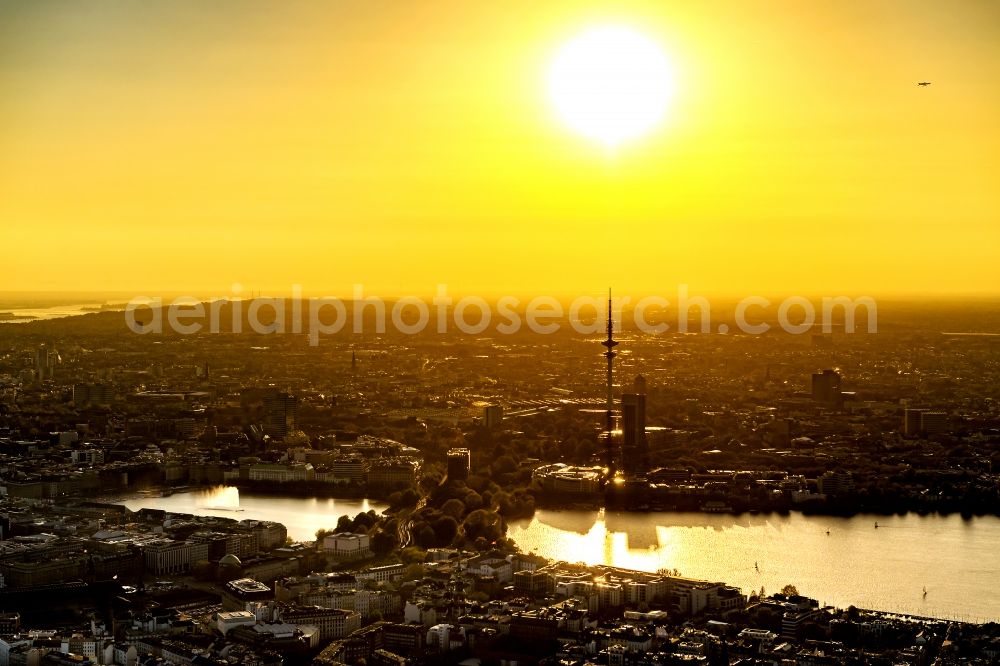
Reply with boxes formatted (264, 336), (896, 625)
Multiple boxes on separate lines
(2, 288), (1000, 302)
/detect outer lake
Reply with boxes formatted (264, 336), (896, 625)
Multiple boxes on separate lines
(119, 487), (1000, 621)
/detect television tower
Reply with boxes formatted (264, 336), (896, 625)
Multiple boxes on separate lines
(601, 289), (618, 475)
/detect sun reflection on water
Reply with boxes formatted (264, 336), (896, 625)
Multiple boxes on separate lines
(506, 509), (1000, 621)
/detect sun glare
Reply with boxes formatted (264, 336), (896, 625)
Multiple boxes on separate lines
(547, 25), (675, 147)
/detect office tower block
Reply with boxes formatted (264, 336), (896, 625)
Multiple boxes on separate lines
(263, 391), (298, 440)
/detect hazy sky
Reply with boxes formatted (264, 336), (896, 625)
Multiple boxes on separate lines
(1, 1), (998, 297)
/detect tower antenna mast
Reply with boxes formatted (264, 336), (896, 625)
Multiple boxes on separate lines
(601, 289), (618, 476)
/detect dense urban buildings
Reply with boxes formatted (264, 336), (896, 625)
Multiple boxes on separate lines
(0, 299), (997, 664)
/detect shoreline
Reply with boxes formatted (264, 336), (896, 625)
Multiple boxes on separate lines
(95, 484), (1000, 522)
(82, 486), (1000, 623)
(534, 494), (1000, 519)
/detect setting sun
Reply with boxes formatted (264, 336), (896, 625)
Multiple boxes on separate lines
(547, 25), (675, 147)
(0, 2), (997, 295)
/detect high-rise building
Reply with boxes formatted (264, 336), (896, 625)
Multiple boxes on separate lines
(34, 345), (56, 381)
(72, 383), (89, 405)
(920, 411), (948, 437)
(817, 470), (855, 496)
(620, 393), (647, 475)
(903, 408), (927, 437)
(263, 391), (298, 440)
(811, 369), (842, 406)
(483, 404), (504, 429)
(73, 383), (114, 406)
(446, 448), (471, 481)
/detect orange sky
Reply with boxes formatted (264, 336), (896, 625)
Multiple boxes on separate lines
(1, 1), (998, 297)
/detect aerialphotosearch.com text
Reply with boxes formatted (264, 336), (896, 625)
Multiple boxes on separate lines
(124, 284), (878, 345)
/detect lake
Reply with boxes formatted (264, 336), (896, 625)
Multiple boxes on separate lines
(508, 508), (1000, 622)
(117, 486), (387, 544)
(117, 487), (1000, 621)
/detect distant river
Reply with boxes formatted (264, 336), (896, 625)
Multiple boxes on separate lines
(115, 486), (387, 544)
(0, 303), (103, 323)
(0, 302), (131, 323)
(507, 509), (1000, 622)
(114, 488), (1000, 622)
